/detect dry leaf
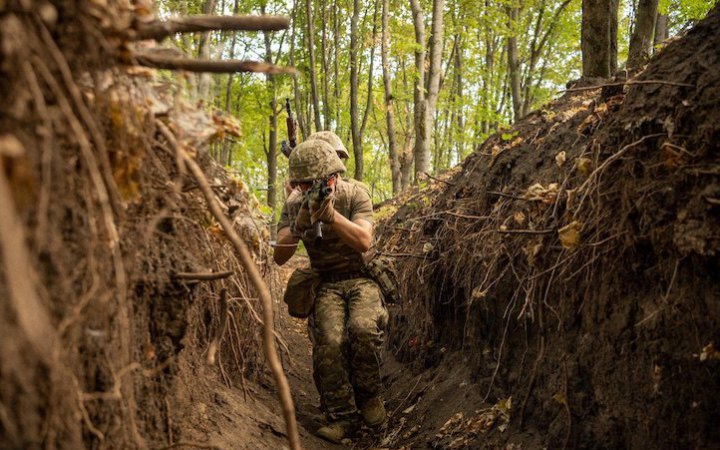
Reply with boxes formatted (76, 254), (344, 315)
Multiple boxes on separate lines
(576, 157), (593, 176)
(524, 183), (558, 204)
(699, 342), (719, 361)
(555, 151), (567, 167)
(513, 211), (526, 225)
(558, 221), (582, 250)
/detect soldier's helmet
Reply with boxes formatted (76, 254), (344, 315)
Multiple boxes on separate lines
(307, 131), (350, 160)
(289, 139), (347, 182)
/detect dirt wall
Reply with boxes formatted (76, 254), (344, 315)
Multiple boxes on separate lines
(378, 7), (720, 449)
(0, 3), (275, 448)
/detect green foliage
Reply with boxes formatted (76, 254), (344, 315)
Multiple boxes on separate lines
(152, 0), (713, 213)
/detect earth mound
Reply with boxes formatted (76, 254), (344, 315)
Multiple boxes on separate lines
(377, 6), (720, 449)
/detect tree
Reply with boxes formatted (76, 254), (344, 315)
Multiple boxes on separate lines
(506, 4), (522, 121)
(305, 0), (322, 132)
(381, 0), (400, 193)
(628, 0), (660, 68)
(410, 0), (427, 178)
(262, 4), (280, 239)
(581, 0), (618, 77)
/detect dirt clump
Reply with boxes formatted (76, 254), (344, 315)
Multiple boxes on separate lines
(377, 6), (720, 450)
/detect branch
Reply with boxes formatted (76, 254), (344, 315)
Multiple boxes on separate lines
(497, 228), (554, 235)
(156, 121), (301, 450)
(172, 271), (234, 281)
(422, 171), (456, 186)
(133, 53), (298, 75)
(134, 15), (290, 41)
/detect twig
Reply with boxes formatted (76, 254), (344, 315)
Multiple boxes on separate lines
(497, 228), (554, 235)
(155, 442), (223, 450)
(519, 335), (545, 429)
(376, 251), (427, 259)
(134, 15), (290, 41)
(390, 375), (423, 417)
(635, 259), (680, 327)
(573, 133), (666, 219)
(134, 53), (298, 75)
(487, 190), (527, 201)
(207, 289), (229, 366)
(560, 79), (694, 93)
(172, 271), (234, 281)
(157, 121), (301, 450)
(440, 211), (491, 221)
(422, 171), (456, 186)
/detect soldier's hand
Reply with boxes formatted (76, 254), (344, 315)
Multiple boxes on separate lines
(292, 199), (312, 236)
(310, 194), (335, 224)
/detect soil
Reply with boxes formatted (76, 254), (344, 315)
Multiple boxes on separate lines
(374, 6), (720, 450)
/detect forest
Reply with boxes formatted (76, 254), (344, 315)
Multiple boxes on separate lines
(155, 0), (713, 213)
(0, 0), (718, 449)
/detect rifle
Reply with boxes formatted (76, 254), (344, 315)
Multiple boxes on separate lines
(280, 98), (297, 158)
(310, 175), (336, 244)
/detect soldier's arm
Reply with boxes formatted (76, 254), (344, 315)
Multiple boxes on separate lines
(273, 226), (299, 265)
(331, 213), (372, 253)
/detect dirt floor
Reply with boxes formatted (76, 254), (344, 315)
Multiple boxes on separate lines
(168, 255), (500, 450)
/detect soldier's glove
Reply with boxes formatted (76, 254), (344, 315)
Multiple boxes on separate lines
(310, 194), (336, 224)
(293, 199), (313, 236)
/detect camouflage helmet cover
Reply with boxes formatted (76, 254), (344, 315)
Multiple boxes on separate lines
(289, 139), (347, 182)
(307, 131), (350, 159)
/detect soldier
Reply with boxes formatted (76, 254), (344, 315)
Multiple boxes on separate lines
(274, 139), (388, 443)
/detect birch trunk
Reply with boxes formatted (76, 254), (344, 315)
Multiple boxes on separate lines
(382, 0), (400, 194)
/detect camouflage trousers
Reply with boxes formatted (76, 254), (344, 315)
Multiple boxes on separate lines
(308, 277), (389, 421)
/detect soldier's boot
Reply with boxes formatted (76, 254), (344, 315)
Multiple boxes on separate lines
(360, 397), (387, 428)
(315, 420), (354, 443)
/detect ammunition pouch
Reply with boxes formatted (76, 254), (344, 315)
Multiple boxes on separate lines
(366, 256), (400, 304)
(283, 267), (320, 318)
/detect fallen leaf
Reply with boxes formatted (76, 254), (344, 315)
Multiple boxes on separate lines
(699, 342), (719, 361)
(513, 211), (526, 225)
(576, 157), (593, 176)
(402, 404), (416, 415)
(558, 221), (582, 250)
(555, 151), (567, 167)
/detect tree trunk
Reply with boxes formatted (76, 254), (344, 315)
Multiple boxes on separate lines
(425, 0), (445, 172)
(320, 0), (331, 130)
(290, 4), (309, 140)
(381, 0), (398, 193)
(197, 0), (217, 101)
(610, 0), (618, 74)
(506, 5), (522, 122)
(581, 0), (615, 78)
(333, 0), (341, 134)
(305, 0), (322, 132)
(628, 0), (659, 69)
(454, 31), (464, 162)
(350, 0), (363, 180)
(410, 0), (428, 179)
(360, 0), (379, 139)
(654, 12), (668, 49)
(263, 8), (278, 239)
